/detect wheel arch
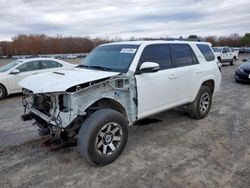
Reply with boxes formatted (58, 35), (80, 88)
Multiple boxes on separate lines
(85, 97), (128, 118)
(0, 83), (8, 97)
(191, 78), (215, 102)
(201, 79), (215, 94)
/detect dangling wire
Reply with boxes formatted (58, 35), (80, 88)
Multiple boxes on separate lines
(22, 96), (32, 114)
(22, 97), (28, 114)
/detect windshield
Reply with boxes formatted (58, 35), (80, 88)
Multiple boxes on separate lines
(79, 44), (139, 72)
(212, 47), (222, 52)
(0, 60), (21, 73)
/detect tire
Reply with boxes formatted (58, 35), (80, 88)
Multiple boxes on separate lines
(188, 85), (212, 119)
(217, 57), (221, 63)
(230, 57), (236, 66)
(0, 85), (6, 100)
(77, 108), (128, 165)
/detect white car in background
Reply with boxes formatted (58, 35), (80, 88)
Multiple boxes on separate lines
(0, 58), (74, 99)
(66, 54), (78, 59)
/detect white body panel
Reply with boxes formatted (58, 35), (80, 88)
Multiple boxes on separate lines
(136, 69), (178, 119)
(175, 64), (198, 103)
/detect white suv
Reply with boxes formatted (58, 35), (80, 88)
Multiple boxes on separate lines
(212, 46), (239, 65)
(19, 40), (221, 165)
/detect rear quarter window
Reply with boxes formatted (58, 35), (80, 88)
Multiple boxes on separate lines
(197, 44), (215, 62)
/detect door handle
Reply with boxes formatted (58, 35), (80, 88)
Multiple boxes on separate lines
(195, 70), (203, 74)
(169, 73), (178, 79)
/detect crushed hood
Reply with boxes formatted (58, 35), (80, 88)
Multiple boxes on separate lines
(19, 68), (120, 93)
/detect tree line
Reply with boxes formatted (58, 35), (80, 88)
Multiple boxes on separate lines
(0, 33), (250, 56)
(0, 34), (110, 56)
(203, 33), (250, 47)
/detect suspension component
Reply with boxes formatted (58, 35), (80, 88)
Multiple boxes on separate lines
(21, 113), (33, 121)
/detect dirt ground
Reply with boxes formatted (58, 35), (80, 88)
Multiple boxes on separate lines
(0, 55), (250, 188)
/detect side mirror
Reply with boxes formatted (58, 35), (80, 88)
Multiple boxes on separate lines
(139, 62), (160, 73)
(10, 69), (20, 74)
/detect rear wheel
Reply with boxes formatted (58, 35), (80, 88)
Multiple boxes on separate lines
(77, 108), (128, 165)
(188, 85), (212, 119)
(0, 85), (6, 100)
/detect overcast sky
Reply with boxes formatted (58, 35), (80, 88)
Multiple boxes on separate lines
(0, 0), (250, 41)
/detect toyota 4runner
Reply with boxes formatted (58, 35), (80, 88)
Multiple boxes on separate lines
(19, 40), (221, 165)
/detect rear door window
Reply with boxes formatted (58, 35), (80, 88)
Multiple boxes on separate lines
(197, 44), (215, 61)
(41, 60), (62, 69)
(172, 44), (198, 67)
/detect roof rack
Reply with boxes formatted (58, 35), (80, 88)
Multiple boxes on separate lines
(164, 38), (203, 42)
(142, 38), (203, 42)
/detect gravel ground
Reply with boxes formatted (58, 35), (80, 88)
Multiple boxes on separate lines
(0, 55), (250, 188)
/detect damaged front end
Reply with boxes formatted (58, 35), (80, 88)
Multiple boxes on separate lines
(21, 75), (137, 146)
(21, 90), (76, 143)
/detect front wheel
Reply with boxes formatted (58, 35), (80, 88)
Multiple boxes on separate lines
(230, 57), (236, 66)
(217, 57), (221, 63)
(188, 85), (212, 119)
(77, 109), (128, 165)
(0, 85), (6, 100)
